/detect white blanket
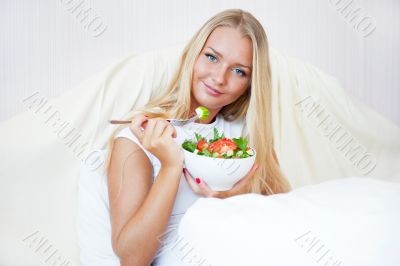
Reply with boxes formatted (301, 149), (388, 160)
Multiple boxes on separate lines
(177, 178), (400, 266)
(0, 44), (399, 265)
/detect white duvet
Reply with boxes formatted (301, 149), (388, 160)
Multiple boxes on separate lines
(172, 178), (400, 266)
(77, 161), (400, 265)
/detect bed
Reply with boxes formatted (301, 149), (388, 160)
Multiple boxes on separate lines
(1, 44), (399, 265)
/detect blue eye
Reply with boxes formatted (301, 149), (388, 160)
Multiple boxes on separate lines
(205, 53), (217, 62)
(233, 68), (246, 76)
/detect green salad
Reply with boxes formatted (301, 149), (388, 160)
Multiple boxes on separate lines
(182, 128), (254, 159)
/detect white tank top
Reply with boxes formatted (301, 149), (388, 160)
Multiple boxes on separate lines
(114, 114), (246, 265)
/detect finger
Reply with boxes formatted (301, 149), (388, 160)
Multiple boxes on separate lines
(183, 169), (200, 194)
(132, 114), (149, 129)
(196, 179), (214, 197)
(161, 124), (177, 139)
(156, 119), (177, 138)
(129, 116), (148, 141)
(171, 124), (177, 138)
(141, 120), (149, 130)
(183, 169), (215, 197)
(152, 119), (168, 139)
(142, 119), (157, 145)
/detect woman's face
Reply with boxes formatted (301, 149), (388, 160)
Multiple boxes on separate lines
(191, 26), (253, 112)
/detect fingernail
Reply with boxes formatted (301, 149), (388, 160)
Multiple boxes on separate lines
(195, 178), (201, 184)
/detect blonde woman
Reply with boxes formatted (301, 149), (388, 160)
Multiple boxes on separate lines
(107, 9), (291, 265)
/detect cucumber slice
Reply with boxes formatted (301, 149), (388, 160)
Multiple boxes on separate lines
(247, 149), (254, 156)
(195, 106), (210, 121)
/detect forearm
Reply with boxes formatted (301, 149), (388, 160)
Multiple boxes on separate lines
(115, 166), (182, 265)
(213, 190), (233, 199)
(213, 185), (251, 199)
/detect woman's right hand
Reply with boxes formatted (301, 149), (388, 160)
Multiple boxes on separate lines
(129, 114), (184, 168)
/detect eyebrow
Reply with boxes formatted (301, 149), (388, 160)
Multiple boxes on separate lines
(207, 46), (252, 69)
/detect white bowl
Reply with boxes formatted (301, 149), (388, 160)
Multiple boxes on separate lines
(183, 147), (256, 191)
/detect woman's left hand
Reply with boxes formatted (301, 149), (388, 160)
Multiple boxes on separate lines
(183, 164), (259, 199)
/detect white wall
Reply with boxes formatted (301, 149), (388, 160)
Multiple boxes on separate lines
(1, 0), (399, 126)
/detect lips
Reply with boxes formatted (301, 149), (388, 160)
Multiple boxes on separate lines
(202, 81), (223, 96)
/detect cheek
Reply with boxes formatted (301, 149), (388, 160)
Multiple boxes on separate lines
(229, 78), (250, 98)
(193, 58), (209, 80)
(230, 77), (249, 95)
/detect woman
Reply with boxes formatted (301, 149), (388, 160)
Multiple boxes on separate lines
(106, 9), (291, 265)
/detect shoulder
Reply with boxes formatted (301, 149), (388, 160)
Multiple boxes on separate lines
(114, 126), (138, 142)
(109, 132), (154, 183)
(113, 127), (155, 163)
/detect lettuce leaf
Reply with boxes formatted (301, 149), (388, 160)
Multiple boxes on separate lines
(209, 128), (225, 143)
(182, 140), (197, 152)
(233, 137), (248, 152)
(195, 132), (203, 141)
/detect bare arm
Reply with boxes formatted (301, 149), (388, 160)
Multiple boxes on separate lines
(108, 117), (183, 265)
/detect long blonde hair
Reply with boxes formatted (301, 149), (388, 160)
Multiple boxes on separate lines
(107, 9), (291, 195)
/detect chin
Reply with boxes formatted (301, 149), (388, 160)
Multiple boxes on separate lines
(195, 94), (220, 108)
(195, 96), (224, 110)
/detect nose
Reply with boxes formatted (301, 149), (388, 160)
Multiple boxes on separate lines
(212, 65), (228, 85)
